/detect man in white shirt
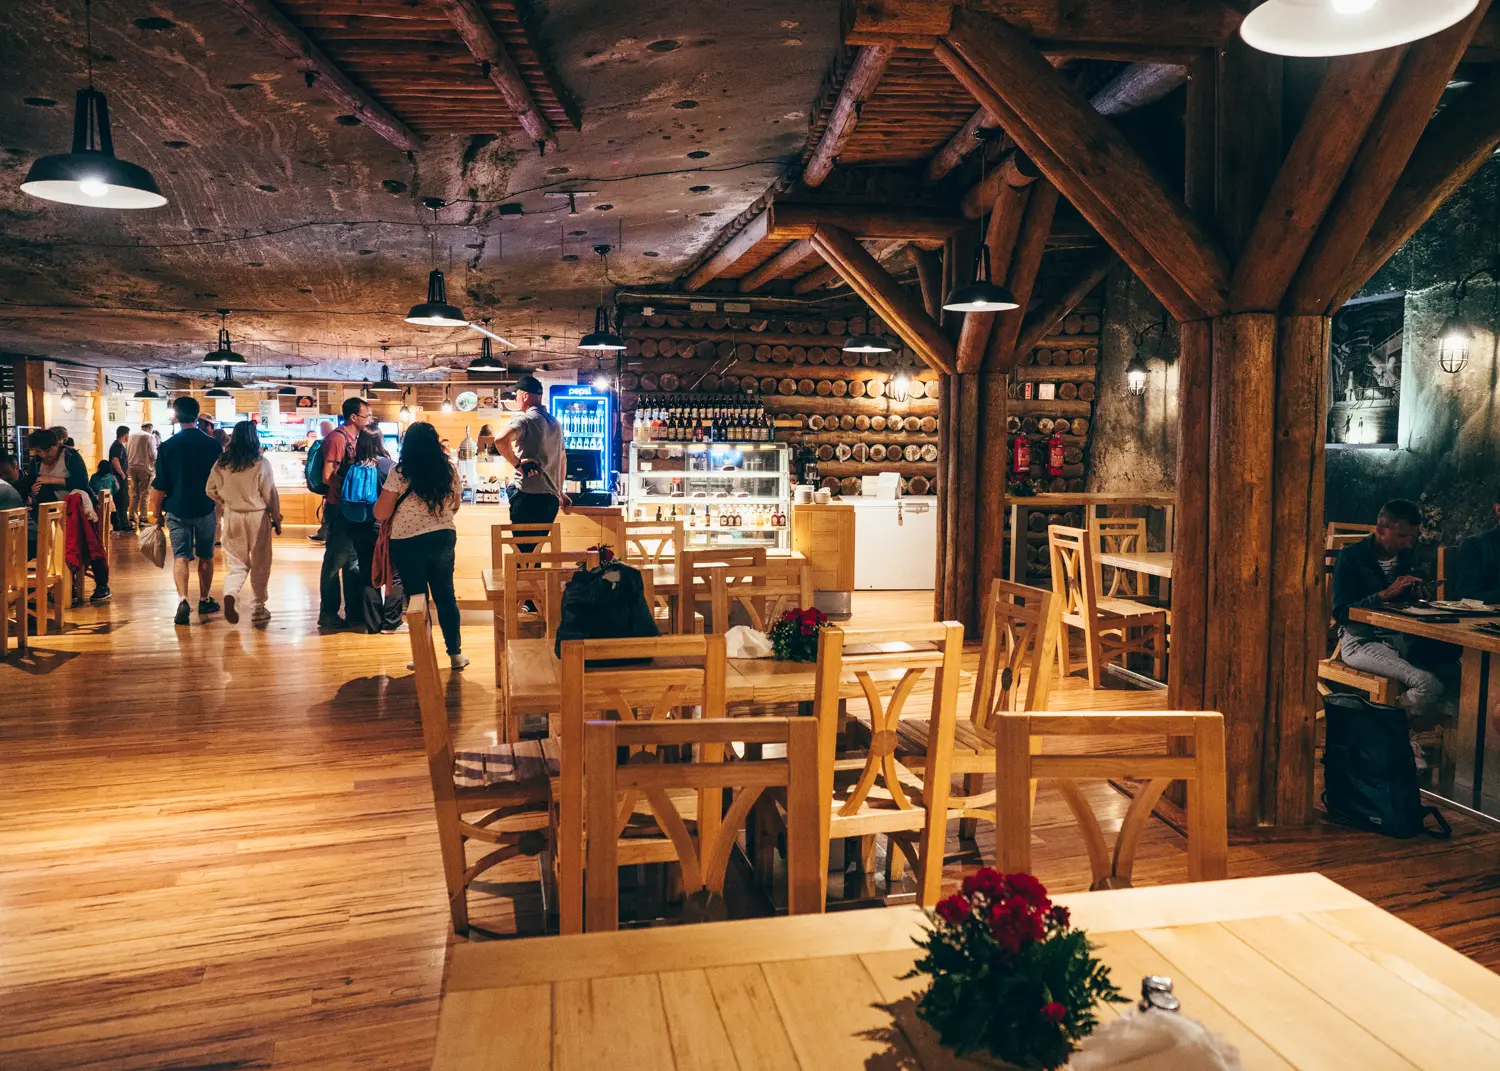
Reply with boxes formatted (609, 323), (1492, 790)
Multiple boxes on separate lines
(125, 423), (158, 528)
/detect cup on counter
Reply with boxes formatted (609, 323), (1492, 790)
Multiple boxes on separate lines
(814, 488), (832, 504)
(794, 485), (814, 505)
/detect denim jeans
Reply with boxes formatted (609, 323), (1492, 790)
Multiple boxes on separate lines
(1339, 631), (1451, 716)
(390, 529), (461, 655)
(318, 510), (363, 624)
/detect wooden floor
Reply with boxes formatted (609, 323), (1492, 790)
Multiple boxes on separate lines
(3, 531), (1499, 1069)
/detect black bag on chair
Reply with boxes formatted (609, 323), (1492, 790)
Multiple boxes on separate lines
(554, 557), (659, 664)
(1321, 693), (1451, 839)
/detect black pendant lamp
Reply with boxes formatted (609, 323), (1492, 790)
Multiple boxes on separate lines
(277, 365), (298, 396)
(372, 362), (401, 392)
(405, 201), (468, 327)
(203, 310), (244, 366)
(21, 1), (166, 210)
(468, 334), (505, 372)
(204, 374), (238, 398)
(943, 148), (1018, 313)
(579, 245), (626, 351)
(134, 369), (161, 399)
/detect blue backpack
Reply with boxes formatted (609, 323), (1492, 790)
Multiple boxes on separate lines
(340, 461), (381, 522)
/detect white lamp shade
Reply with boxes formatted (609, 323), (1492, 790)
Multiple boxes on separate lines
(1240, 0), (1479, 58)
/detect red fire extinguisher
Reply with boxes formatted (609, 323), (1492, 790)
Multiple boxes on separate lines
(1047, 432), (1065, 478)
(1011, 433), (1031, 475)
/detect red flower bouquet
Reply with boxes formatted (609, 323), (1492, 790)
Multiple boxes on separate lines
(906, 869), (1125, 1069)
(767, 605), (830, 662)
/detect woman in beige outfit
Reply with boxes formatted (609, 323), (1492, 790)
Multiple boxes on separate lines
(205, 421), (282, 625)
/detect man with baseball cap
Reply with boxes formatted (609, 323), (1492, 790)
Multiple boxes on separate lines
(495, 375), (568, 547)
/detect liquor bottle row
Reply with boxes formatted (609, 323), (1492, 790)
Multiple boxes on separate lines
(636, 501), (788, 529)
(631, 394), (776, 443)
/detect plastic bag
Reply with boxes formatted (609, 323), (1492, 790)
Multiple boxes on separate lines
(138, 524), (167, 568)
(724, 625), (773, 659)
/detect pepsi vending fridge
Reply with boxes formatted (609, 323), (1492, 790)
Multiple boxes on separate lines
(547, 384), (614, 506)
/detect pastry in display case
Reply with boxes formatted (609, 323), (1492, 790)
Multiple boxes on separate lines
(626, 442), (791, 551)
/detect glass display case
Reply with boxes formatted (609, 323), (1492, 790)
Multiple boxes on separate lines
(626, 441), (791, 551)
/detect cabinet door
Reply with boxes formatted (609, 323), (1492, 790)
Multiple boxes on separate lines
(793, 508), (855, 591)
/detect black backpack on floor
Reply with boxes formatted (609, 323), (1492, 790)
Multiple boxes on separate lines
(554, 558), (659, 665)
(1321, 693), (1451, 839)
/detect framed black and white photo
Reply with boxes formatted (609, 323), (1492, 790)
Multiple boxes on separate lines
(1328, 291), (1403, 448)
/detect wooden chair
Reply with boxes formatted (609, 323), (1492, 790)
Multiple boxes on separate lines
(993, 710), (1229, 890)
(483, 521), (560, 674)
(405, 600), (552, 936)
(622, 520), (683, 629)
(96, 489), (113, 558)
(705, 559), (813, 635)
(809, 622), (964, 907)
(1436, 544), (1452, 601)
(498, 550), (597, 733)
(641, 566), (700, 634)
(1090, 515), (1147, 598)
(1, 507), (28, 656)
(1048, 525), (1167, 688)
(896, 579), (1058, 839)
(557, 507), (626, 554)
(681, 546), (765, 633)
(557, 634), (728, 934)
(583, 716), (823, 932)
(29, 501), (68, 636)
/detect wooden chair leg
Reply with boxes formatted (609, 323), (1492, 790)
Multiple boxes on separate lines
(1082, 618), (1104, 689)
(1057, 622), (1073, 677)
(958, 773), (983, 840)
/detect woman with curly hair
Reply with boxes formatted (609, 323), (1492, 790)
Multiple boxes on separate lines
(374, 421), (466, 669)
(205, 420), (282, 625)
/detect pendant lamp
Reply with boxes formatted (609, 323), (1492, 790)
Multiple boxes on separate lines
(134, 369), (161, 399)
(398, 389), (413, 421)
(405, 202), (468, 327)
(21, 1), (166, 210)
(1240, 0), (1479, 58)
(468, 335), (505, 372)
(278, 365), (298, 396)
(944, 148), (1019, 313)
(372, 363), (401, 392)
(441, 385), (454, 412)
(579, 246), (626, 351)
(205, 376), (233, 399)
(203, 310), (244, 366)
(844, 314), (894, 353)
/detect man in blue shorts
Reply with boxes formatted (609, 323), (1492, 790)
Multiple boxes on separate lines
(151, 396), (223, 625)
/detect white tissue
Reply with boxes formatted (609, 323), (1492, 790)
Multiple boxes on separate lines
(1068, 1012), (1242, 1070)
(724, 625), (773, 659)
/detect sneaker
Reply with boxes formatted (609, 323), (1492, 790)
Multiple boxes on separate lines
(198, 597), (220, 616)
(89, 587), (112, 604)
(450, 653), (471, 671)
(307, 533), (326, 543)
(174, 600), (191, 626)
(317, 617), (348, 631)
(1410, 732), (1429, 772)
(70, 595), (85, 609)
(251, 606), (272, 626)
(223, 594), (239, 624)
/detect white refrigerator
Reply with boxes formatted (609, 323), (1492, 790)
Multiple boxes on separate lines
(849, 496), (937, 590)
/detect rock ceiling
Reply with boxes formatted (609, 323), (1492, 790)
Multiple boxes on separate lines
(0, 0), (836, 379)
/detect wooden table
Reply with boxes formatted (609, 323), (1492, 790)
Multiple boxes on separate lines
(1005, 493), (1175, 586)
(1095, 550), (1174, 578)
(1349, 607), (1500, 821)
(431, 872), (1500, 1069)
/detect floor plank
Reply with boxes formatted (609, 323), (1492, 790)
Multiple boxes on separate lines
(2, 534), (1498, 1068)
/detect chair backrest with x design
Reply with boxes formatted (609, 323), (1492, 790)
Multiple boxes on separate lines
(970, 579), (1058, 745)
(621, 519), (683, 571)
(1047, 525), (1101, 624)
(500, 550), (596, 641)
(1090, 516), (1147, 597)
(812, 622), (964, 906)
(682, 546), (768, 632)
(556, 634), (729, 933)
(583, 716), (822, 931)
(490, 521), (559, 569)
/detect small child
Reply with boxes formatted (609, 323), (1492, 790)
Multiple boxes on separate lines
(89, 460), (120, 504)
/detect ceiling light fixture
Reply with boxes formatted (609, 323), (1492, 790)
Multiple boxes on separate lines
(398, 388), (413, 421)
(203, 309), (245, 366)
(372, 360), (401, 392)
(468, 330), (506, 372)
(844, 314), (894, 353)
(134, 369), (161, 399)
(1240, 0), (1479, 57)
(278, 364), (298, 396)
(49, 371), (76, 413)
(21, 0), (166, 210)
(441, 385), (454, 412)
(944, 148), (1019, 313)
(405, 201), (468, 327)
(579, 244), (627, 351)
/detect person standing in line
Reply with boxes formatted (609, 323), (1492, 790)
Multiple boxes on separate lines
(107, 426), (131, 531)
(494, 375), (569, 551)
(126, 422), (157, 528)
(374, 421), (467, 670)
(318, 397), (370, 630)
(343, 427), (402, 633)
(151, 397), (223, 625)
(308, 419), (335, 544)
(205, 420), (281, 626)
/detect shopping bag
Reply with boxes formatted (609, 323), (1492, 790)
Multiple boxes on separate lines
(138, 524), (167, 568)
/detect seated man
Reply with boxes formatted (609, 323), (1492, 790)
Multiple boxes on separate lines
(1454, 501), (1500, 604)
(1332, 498), (1454, 765)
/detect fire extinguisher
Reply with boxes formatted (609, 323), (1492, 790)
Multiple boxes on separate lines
(1047, 431), (1065, 478)
(1011, 433), (1031, 475)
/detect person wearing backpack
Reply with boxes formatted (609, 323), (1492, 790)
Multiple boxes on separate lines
(314, 397), (370, 630)
(375, 421), (467, 670)
(205, 421), (282, 626)
(345, 427), (403, 633)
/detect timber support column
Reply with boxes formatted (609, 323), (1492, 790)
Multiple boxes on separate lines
(935, 371), (1007, 634)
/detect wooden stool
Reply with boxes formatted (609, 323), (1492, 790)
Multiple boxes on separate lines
(994, 710), (1229, 889)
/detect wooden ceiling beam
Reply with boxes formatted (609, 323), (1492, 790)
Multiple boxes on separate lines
(1090, 62), (1189, 117)
(737, 239), (817, 292)
(1012, 247), (1120, 361)
(804, 46), (896, 187)
(1229, 49), (1405, 312)
(1287, 0), (1492, 314)
(939, 10), (1229, 318)
(987, 181), (1061, 371)
(845, 0), (1238, 51)
(923, 107), (997, 185)
(1348, 64), (1500, 300)
(790, 240), (908, 294)
(766, 203), (965, 242)
(214, 0), (423, 151)
(809, 225), (956, 375)
(961, 150), (1043, 218)
(683, 211), (770, 292)
(435, 0), (560, 147)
